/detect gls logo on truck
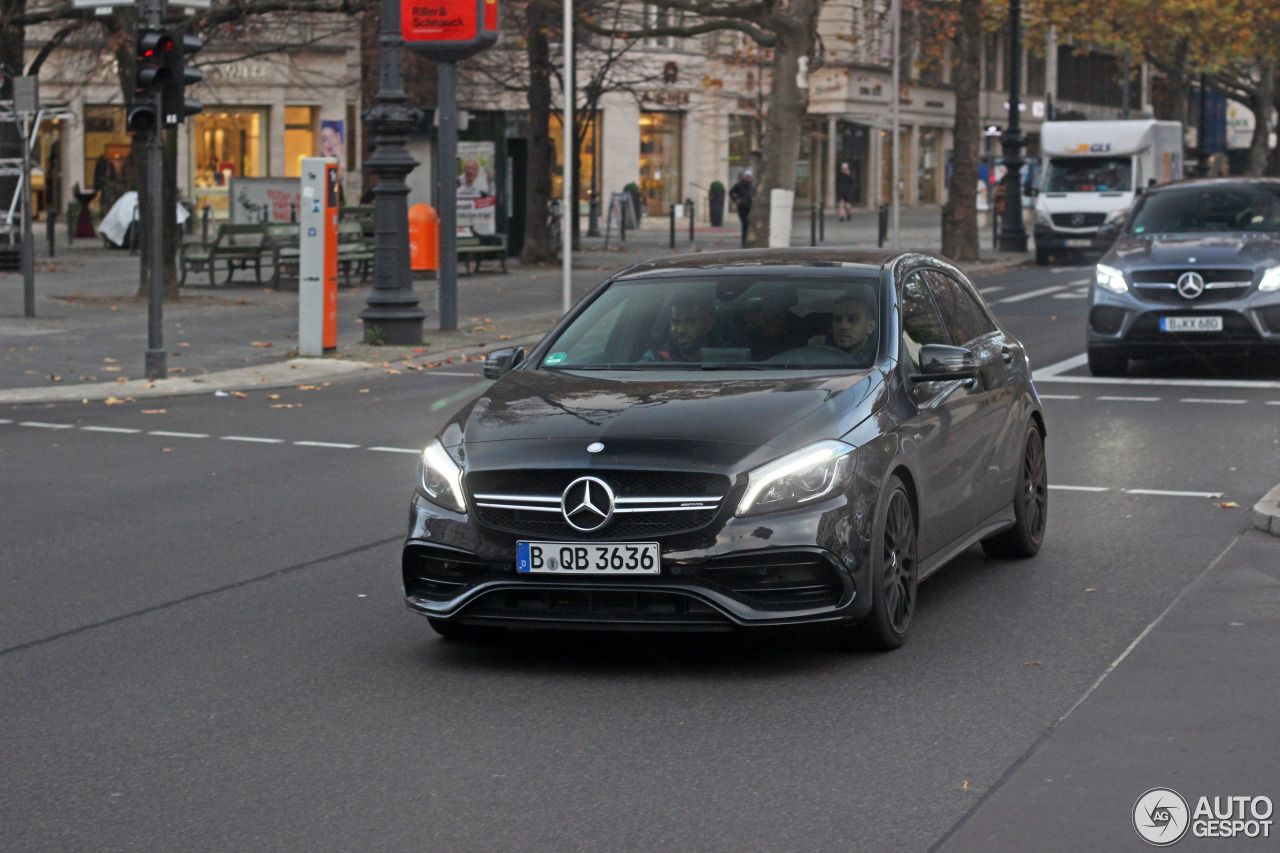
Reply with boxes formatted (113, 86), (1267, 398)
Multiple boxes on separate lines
(1066, 142), (1113, 153)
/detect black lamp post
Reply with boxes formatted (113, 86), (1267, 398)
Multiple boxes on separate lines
(359, 0), (427, 345)
(998, 0), (1029, 253)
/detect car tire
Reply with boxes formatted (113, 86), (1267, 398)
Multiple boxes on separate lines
(982, 426), (1048, 559)
(427, 617), (506, 642)
(1087, 347), (1128, 377)
(833, 476), (917, 652)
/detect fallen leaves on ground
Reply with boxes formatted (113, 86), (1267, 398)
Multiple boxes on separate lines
(49, 374), (61, 382)
(1217, 501), (1239, 509)
(177, 342), (190, 347)
(288, 364), (303, 370)
(498, 335), (511, 340)
(1024, 661), (1042, 666)
(358, 389), (370, 393)
(385, 369), (402, 374)
(296, 384), (322, 390)
(103, 358), (117, 363)
(103, 366), (122, 372)
(141, 409), (166, 414)
(116, 377), (129, 384)
(251, 341), (273, 348)
(268, 394), (280, 399)
(231, 391), (247, 398)
(104, 397), (134, 405)
(270, 403), (301, 408)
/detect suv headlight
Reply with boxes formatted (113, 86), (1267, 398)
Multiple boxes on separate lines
(1034, 210), (1053, 229)
(736, 440), (856, 517)
(417, 439), (466, 513)
(1105, 209), (1127, 225)
(1260, 266), (1280, 292)
(1095, 263), (1128, 293)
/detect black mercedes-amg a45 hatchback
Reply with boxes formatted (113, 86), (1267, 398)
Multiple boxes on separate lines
(403, 249), (1047, 649)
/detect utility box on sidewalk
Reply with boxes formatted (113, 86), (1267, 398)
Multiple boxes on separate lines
(409, 203), (439, 276)
(299, 157), (338, 356)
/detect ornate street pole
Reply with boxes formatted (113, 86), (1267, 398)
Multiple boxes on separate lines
(360, 0), (426, 345)
(998, 0), (1029, 253)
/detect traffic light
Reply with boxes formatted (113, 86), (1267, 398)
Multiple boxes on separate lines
(127, 26), (174, 134)
(161, 32), (203, 126)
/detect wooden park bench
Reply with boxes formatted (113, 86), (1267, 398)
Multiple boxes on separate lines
(179, 222), (268, 286)
(458, 230), (508, 275)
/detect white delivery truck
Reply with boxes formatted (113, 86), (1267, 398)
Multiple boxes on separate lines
(1032, 119), (1182, 264)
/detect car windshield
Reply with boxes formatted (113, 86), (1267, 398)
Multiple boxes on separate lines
(1129, 187), (1280, 234)
(1043, 156), (1133, 192)
(538, 275), (882, 370)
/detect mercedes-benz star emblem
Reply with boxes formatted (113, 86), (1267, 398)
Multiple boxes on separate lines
(561, 476), (615, 531)
(587, 442), (605, 453)
(1177, 271), (1205, 299)
(1070, 213), (1085, 227)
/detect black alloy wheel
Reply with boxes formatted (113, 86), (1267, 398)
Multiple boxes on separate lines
(982, 425), (1048, 558)
(841, 475), (918, 651)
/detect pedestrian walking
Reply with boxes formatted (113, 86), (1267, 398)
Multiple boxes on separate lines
(836, 162), (855, 221)
(729, 170), (755, 247)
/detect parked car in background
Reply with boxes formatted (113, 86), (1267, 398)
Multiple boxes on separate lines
(403, 249), (1048, 650)
(1087, 178), (1280, 376)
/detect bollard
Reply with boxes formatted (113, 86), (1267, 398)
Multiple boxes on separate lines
(619, 198), (627, 242)
(687, 198), (695, 242)
(810, 204), (817, 247)
(878, 203), (889, 247)
(819, 201), (825, 242)
(66, 206), (74, 246)
(587, 197), (601, 237)
(202, 206), (211, 245)
(47, 212), (55, 258)
(290, 203), (297, 223)
(669, 204), (676, 249)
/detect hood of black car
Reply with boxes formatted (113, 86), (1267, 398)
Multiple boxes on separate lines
(1109, 234), (1280, 274)
(454, 369), (878, 454)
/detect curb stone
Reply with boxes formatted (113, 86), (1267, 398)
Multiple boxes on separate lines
(1250, 484), (1280, 537)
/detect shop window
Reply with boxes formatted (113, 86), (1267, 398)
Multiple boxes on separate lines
(549, 112), (601, 206)
(639, 112), (682, 216)
(83, 105), (131, 215)
(918, 128), (942, 204)
(284, 106), (317, 178)
(192, 110), (265, 216)
(729, 115), (759, 185)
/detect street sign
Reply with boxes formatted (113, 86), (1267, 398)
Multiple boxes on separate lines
(402, 0), (498, 61)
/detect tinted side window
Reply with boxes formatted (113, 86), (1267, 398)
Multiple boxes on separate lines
(900, 272), (949, 371)
(924, 270), (996, 345)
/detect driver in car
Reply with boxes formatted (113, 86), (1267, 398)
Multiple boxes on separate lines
(811, 292), (878, 363)
(642, 296), (717, 362)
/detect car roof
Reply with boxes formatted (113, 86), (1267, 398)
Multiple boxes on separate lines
(1145, 177), (1280, 195)
(616, 248), (909, 278)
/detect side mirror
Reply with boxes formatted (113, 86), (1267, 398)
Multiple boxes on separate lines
(910, 344), (979, 383)
(483, 346), (525, 379)
(1097, 222), (1120, 242)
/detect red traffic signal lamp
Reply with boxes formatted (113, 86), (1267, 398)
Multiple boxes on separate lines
(127, 27), (174, 133)
(161, 33), (203, 126)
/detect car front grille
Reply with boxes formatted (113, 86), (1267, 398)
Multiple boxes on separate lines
(1050, 213), (1107, 228)
(403, 545), (492, 602)
(460, 587), (731, 628)
(467, 469), (730, 540)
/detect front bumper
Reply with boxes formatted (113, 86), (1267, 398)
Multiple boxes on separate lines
(1087, 286), (1280, 357)
(401, 492), (875, 631)
(1034, 225), (1113, 255)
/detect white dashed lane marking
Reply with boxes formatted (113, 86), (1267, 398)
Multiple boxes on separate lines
(1098, 395), (1160, 402)
(150, 430), (209, 438)
(978, 286), (1005, 295)
(294, 441), (361, 449)
(221, 436), (285, 444)
(1037, 394), (1080, 400)
(369, 447), (421, 454)
(1049, 485), (1110, 492)
(20, 422), (75, 429)
(996, 285), (1069, 303)
(1181, 398), (1247, 405)
(1123, 489), (1223, 498)
(81, 426), (142, 434)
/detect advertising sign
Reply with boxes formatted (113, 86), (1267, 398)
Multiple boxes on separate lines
(299, 158), (338, 355)
(402, 0), (498, 61)
(229, 177), (302, 223)
(457, 140), (496, 235)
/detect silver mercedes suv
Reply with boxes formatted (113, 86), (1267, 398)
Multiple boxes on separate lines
(1086, 178), (1280, 376)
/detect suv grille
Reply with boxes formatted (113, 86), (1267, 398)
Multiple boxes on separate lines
(467, 469), (731, 540)
(1050, 213), (1107, 228)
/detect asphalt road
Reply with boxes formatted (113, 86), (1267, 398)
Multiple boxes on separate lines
(3, 262), (1279, 851)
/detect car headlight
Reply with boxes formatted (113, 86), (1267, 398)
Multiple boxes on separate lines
(1034, 210), (1052, 229)
(736, 440), (856, 517)
(1095, 263), (1128, 293)
(417, 439), (466, 513)
(1260, 266), (1280, 292)
(1104, 209), (1127, 225)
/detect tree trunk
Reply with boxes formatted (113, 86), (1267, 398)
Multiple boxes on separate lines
(1247, 60), (1276, 177)
(520, 0), (554, 263)
(744, 0), (820, 249)
(0, 0), (27, 234)
(942, 0), (981, 261)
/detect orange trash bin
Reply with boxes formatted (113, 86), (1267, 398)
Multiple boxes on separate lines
(409, 203), (439, 273)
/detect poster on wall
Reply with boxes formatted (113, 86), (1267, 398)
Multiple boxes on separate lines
(457, 140), (496, 234)
(320, 120), (346, 176)
(229, 177), (303, 223)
